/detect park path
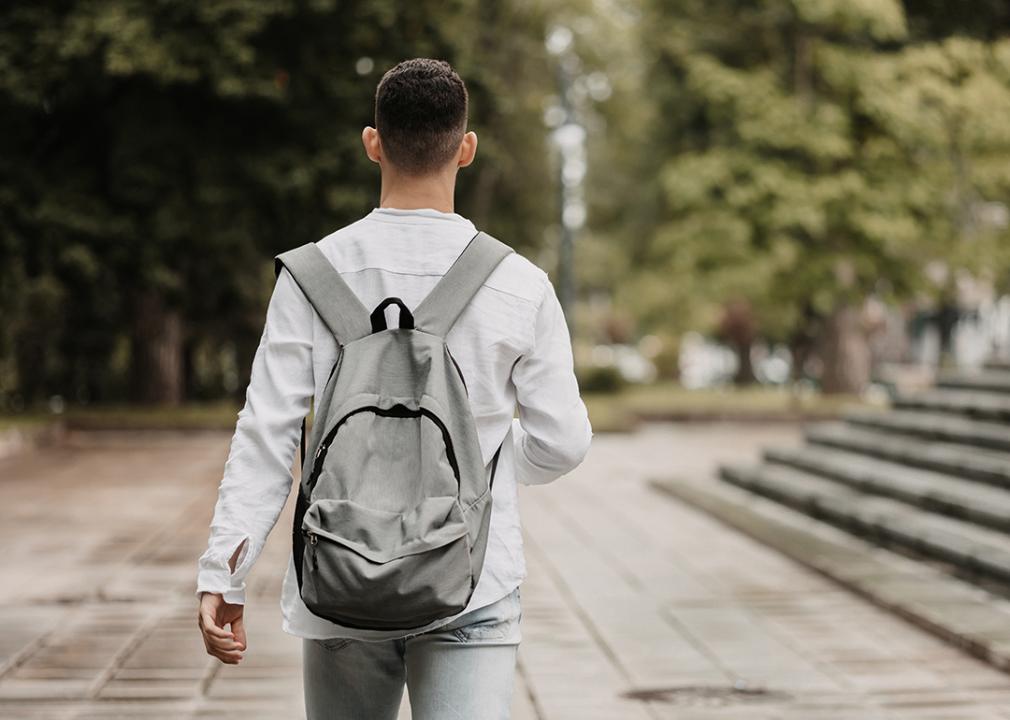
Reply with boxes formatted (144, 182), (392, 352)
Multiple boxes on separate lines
(2, 423), (1010, 718)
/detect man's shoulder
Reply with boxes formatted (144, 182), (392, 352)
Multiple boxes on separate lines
(486, 250), (550, 308)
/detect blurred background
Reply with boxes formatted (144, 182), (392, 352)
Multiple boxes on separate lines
(3, 0), (1009, 431)
(4, 1), (1010, 718)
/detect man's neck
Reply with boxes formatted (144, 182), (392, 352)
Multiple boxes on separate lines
(378, 169), (457, 213)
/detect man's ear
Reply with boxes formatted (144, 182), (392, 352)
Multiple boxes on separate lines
(457, 131), (478, 169)
(362, 126), (382, 165)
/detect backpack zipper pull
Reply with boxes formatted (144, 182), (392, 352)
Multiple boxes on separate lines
(308, 532), (319, 570)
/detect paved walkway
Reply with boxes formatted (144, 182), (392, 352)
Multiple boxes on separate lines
(2, 423), (1010, 719)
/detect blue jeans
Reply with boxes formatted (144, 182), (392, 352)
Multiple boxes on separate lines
(303, 586), (522, 719)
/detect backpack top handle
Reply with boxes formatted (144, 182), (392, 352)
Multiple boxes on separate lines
(370, 297), (415, 332)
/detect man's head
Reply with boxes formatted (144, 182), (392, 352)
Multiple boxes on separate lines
(363, 59), (476, 177)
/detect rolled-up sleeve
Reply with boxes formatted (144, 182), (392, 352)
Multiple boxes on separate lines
(511, 275), (593, 486)
(196, 266), (315, 604)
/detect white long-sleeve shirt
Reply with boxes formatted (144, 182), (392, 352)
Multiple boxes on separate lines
(196, 206), (593, 641)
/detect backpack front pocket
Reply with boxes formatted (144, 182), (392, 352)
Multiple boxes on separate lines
(299, 496), (474, 630)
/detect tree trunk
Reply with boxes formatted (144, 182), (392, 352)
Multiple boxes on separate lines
(182, 335), (198, 401)
(719, 298), (757, 385)
(131, 289), (184, 406)
(733, 340), (755, 385)
(819, 302), (871, 395)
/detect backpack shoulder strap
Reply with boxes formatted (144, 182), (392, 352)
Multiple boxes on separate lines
(274, 243), (372, 344)
(413, 231), (514, 338)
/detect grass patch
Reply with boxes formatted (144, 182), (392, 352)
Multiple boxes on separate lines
(1, 384), (873, 436)
(0, 413), (53, 433)
(585, 383), (873, 433)
(63, 401), (243, 431)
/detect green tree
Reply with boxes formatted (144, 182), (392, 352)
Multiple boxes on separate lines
(630, 0), (1010, 391)
(0, 0), (558, 408)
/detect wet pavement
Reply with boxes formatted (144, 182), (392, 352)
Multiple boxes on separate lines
(2, 423), (1010, 718)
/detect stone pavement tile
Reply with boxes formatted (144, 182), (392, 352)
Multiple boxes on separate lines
(528, 455), (839, 693)
(193, 701), (303, 720)
(8, 426), (1010, 719)
(664, 472), (1010, 685)
(557, 426), (1010, 715)
(510, 669), (540, 720)
(568, 435), (822, 603)
(0, 438), (228, 608)
(73, 700), (199, 719)
(118, 620), (210, 677)
(0, 607), (65, 677)
(514, 546), (653, 719)
(823, 657), (952, 692)
(662, 605), (839, 690)
(11, 631), (125, 680)
(642, 494), (1005, 686)
(877, 686), (1010, 712)
(630, 687), (886, 720)
(520, 516), (727, 689)
(912, 656), (1010, 690)
(0, 703), (76, 720)
(0, 680), (92, 700)
(98, 678), (202, 700)
(205, 673), (303, 701)
(115, 668), (206, 680)
(101, 565), (197, 602)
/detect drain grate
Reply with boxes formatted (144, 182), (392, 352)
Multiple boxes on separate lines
(622, 681), (791, 707)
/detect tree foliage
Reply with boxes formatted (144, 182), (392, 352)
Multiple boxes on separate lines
(0, 0), (558, 407)
(615, 0), (1010, 388)
(5, 0), (1010, 405)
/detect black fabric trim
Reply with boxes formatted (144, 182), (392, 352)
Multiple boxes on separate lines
(299, 417), (306, 468)
(446, 347), (468, 396)
(300, 599), (468, 631)
(489, 442), (503, 492)
(292, 483), (311, 591)
(308, 405), (461, 492)
(370, 296), (415, 332)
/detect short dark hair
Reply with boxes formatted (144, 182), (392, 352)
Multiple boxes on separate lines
(374, 59), (468, 176)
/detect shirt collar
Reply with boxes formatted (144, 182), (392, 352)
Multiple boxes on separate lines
(368, 206), (475, 227)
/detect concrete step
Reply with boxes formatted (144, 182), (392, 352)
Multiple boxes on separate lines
(764, 445), (1010, 533)
(651, 476), (1010, 673)
(938, 369), (1010, 394)
(846, 409), (1010, 453)
(806, 422), (1010, 489)
(894, 389), (1010, 422)
(986, 359), (1010, 371)
(718, 462), (1010, 585)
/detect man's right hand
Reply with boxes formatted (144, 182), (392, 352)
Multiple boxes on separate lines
(198, 592), (247, 665)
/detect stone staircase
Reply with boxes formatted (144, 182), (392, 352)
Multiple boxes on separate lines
(719, 363), (1010, 589)
(653, 360), (1010, 671)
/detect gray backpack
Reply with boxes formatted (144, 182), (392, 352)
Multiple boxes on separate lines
(274, 231), (513, 631)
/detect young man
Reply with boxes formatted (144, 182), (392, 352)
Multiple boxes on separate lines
(196, 58), (592, 719)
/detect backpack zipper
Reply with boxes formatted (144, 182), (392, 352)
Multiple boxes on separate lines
(309, 404), (461, 490)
